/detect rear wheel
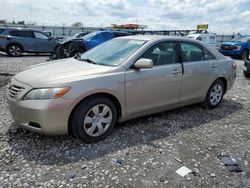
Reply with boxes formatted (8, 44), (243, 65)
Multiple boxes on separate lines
(70, 97), (117, 142)
(204, 79), (225, 109)
(241, 50), (249, 60)
(6, 44), (22, 57)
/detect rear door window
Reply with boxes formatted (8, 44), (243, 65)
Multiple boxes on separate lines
(180, 42), (204, 62)
(203, 48), (216, 60)
(9, 30), (34, 38)
(34, 32), (48, 39)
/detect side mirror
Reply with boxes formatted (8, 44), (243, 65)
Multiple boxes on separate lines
(48, 37), (53, 40)
(134, 58), (153, 69)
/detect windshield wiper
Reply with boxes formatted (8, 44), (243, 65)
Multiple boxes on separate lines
(81, 58), (98, 65)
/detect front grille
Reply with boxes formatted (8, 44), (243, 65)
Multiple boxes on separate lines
(221, 45), (235, 51)
(8, 85), (24, 98)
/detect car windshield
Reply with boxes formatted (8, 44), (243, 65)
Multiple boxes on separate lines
(79, 38), (146, 66)
(70, 33), (79, 38)
(231, 36), (250, 43)
(80, 31), (98, 40)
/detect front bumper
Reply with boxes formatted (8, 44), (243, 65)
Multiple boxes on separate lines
(6, 78), (74, 135)
(219, 49), (241, 56)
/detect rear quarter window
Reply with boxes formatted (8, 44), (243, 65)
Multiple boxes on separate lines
(9, 30), (34, 38)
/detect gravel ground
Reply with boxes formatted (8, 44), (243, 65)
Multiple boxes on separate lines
(0, 53), (250, 188)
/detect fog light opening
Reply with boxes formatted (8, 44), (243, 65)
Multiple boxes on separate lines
(28, 122), (41, 128)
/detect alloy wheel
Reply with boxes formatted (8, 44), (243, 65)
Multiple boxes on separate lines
(9, 45), (22, 56)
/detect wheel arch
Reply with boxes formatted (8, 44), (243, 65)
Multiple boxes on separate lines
(6, 42), (24, 52)
(68, 92), (122, 134)
(216, 76), (228, 93)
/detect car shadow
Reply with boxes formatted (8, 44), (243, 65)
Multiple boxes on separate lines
(0, 52), (50, 58)
(7, 99), (243, 166)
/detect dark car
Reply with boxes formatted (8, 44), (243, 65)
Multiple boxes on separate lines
(51, 30), (133, 60)
(219, 36), (250, 59)
(243, 54), (250, 77)
(0, 28), (58, 56)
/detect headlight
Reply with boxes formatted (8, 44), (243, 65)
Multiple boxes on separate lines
(234, 45), (242, 50)
(23, 87), (70, 100)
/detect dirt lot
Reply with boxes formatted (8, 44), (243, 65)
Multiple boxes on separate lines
(0, 53), (250, 188)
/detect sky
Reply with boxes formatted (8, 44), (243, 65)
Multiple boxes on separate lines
(0, 0), (250, 34)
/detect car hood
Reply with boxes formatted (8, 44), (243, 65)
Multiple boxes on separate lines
(222, 41), (242, 46)
(14, 58), (112, 87)
(60, 38), (82, 44)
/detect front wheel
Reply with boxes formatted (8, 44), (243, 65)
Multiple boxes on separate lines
(70, 97), (117, 142)
(241, 50), (249, 60)
(243, 70), (250, 78)
(204, 79), (225, 109)
(68, 41), (86, 57)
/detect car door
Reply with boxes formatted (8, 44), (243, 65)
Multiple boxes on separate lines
(33, 31), (54, 52)
(9, 30), (36, 51)
(180, 41), (218, 104)
(125, 41), (182, 117)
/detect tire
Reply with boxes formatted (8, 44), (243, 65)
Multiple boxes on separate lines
(243, 70), (250, 78)
(49, 45), (67, 60)
(204, 79), (225, 109)
(70, 97), (117, 142)
(68, 41), (86, 57)
(241, 50), (249, 60)
(6, 44), (22, 57)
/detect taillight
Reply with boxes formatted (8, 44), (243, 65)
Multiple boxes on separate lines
(232, 62), (237, 69)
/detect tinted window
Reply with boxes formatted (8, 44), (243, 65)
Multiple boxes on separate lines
(114, 32), (131, 37)
(100, 32), (113, 41)
(34, 32), (48, 39)
(92, 33), (103, 41)
(204, 48), (216, 60)
(140, 42), (178, 66)
(181, 42), (204, 62)
(10, 30), (34, 38)
(0, 29), (5, 33)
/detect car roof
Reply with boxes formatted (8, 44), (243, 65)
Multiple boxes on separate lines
(0, 27), (42, 32)
(95, 30), (132, 35)
(121, 35), (197, 42)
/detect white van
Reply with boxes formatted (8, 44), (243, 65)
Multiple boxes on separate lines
(187, 32), (216, 48)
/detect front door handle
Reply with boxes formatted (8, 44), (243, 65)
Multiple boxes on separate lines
(172, 69), (181, 75)
(211, 63), (218, 68)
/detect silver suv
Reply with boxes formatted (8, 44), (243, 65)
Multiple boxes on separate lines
(0, 28), (58, 56)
